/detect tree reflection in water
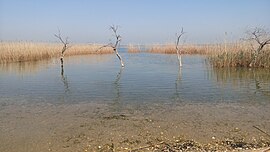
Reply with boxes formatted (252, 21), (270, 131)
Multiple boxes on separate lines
(174, 67), (182, 102)
(109, 67), (124, 113)
(114, 67), (123, 102)
(61, 64), (70, 94)
(211, 67), (270, 98)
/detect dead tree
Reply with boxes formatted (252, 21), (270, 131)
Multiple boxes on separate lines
(246, 27), (270, 67)
(97, 25), (124, 67)
(175, 28), (185, 67)
(54, 30), (69, 68)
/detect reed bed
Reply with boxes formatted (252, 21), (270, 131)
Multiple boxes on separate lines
(147, 44), (209, 54)
(0, 42), (113, 63)
(127, 44), (142, 53)
(141, 43), (225, 54)
(208, 42), (270, 68)
(139, 42), (270, 68)
(2, 42), (270, 68)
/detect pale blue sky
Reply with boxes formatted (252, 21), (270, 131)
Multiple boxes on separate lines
(0, 0), (269, 44)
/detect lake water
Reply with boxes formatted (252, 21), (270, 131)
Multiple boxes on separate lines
(1, 51), (270, 152)
(0, 52), (269, 105)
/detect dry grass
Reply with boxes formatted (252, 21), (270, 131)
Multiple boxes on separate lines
(67, 43), (114, 56)
(146, 44), (212, 54)
(127, 44), (142, 53)
(2, 41), (270, 68)
(0, 42), (113, 63)
(143, 42), (270, 68)
(208, 42), (270, 68)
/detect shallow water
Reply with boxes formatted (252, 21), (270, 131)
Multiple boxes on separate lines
(0, 52), (269, 104)
(1, 52), (270, 152)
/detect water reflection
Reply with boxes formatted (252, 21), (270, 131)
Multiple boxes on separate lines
(113, 67), (123, 102)
(211, 67), (270, 98)
(0, 60), (53, 76)
(174, 68), (182, 101)
(109, 67), (124, 112)
(61, 64), (70, 94)
(0, 54), (269, 104)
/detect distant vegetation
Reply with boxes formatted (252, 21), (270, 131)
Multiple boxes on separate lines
(127, 44), (142, 53)
(2, 42), (269, 68)
(0, 42), (113, 63)
(209, 27), (270, 68)
(208, 42), (270, 68)
(1, 27), (269, 68)
(128, 28), (270, 68)
(136, 44), (211, 54)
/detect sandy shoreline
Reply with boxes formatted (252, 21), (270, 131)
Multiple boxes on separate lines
(0, 101), (270, 151)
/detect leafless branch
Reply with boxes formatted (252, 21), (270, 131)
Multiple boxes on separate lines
(102, 25), (124, 67)
(110, 25), (122, 49)
(176, 27), (185, 47)
(54, 29), (70, 67)
(54, 29), (69, 56)
(95, 43), (113, 52)
(94, 25), (124, 67)
(246, 27), (270, 52)
(175, 27), (185, 67)
(244, 27), (270, 67)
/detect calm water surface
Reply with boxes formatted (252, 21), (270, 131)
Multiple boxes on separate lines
(0, 52), (269, 104)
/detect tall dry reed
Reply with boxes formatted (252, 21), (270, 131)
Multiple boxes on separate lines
(127, 44), (142, 53)
(144, 42), (270, 68)
(0, 42), (113, 63)
(146, 44), (212, 54)
(208, 42), (270, 68)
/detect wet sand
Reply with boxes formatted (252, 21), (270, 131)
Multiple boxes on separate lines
(0, 101), (270, 152)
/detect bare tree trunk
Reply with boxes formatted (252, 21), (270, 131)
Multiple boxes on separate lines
(115, 49), (124, 67)
(179, 54), (182, 67)
(111, 25), (124, 67)
(54, 29), (69, 68)
(176, 28), (185, 68)
(60, 56), (64, 68)
(61, 59), (64, 76)
(176, 47), (182, 67)
(97, 25), (125, 67)
(60, 63), (70, 93)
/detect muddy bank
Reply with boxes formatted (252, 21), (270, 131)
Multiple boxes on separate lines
(0, 101), (270, 152)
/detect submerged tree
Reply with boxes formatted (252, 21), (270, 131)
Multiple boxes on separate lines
(54, 29), (70, 94)
(175, 28), (185, 67)
(54, 30), (70, 68)
(97, 25), (124, 67)
(246, 27), (270, 67)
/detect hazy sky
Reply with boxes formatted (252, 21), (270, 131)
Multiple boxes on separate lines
(0, 0), (269, 44)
